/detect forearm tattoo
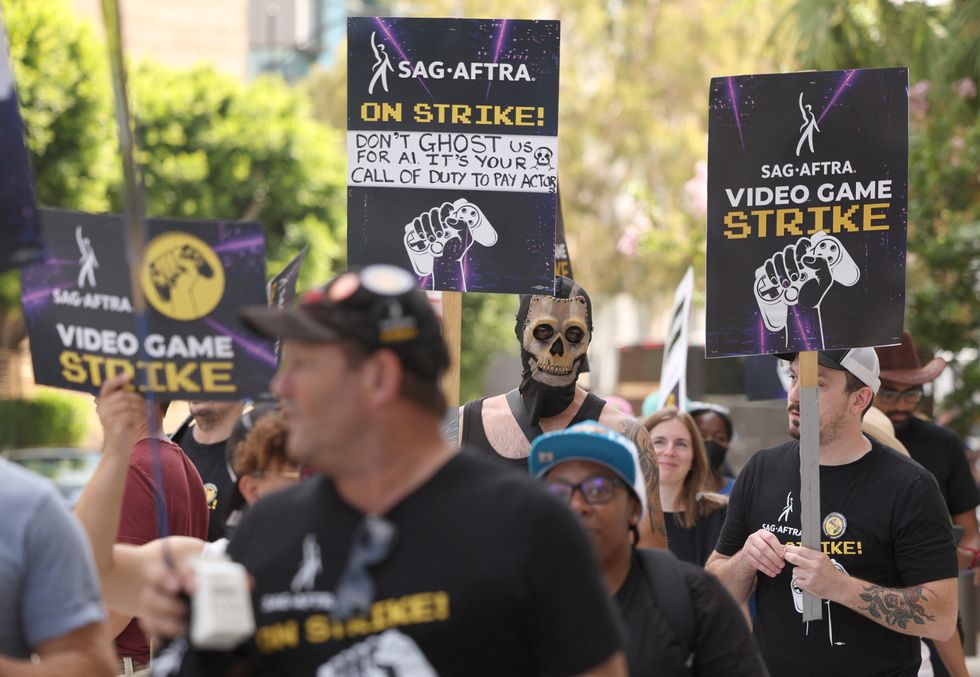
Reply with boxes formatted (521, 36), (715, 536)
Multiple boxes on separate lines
(623, 421), (665, 537)
(859, 584), (936, 629)
(623, 422), (659, 491)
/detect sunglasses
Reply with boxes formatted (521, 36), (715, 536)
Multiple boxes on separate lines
(546, 476), (625, 506)
(877, 387), (924, 406)
(332, 515), (398, 620)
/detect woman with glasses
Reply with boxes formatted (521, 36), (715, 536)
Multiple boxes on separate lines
(644, 407), (727, 567)
(530, 420), (767, 676)
(74, 381), (303, 631)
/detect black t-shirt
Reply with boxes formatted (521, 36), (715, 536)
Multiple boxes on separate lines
(716, 439), (957, 677)
(174, 426), (234, 543)
(176, 448), (623, 676)
(896, 417), (979, 516)
(665, 503), (727, 567)
(615, 550), (769, 676)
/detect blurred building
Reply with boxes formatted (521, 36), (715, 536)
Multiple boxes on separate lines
(248, 0), (388, 80)
(70, 0), (250, 79)
(70, 0), (390, 83)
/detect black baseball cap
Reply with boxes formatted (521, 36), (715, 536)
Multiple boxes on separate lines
(241, 264), (449, 383)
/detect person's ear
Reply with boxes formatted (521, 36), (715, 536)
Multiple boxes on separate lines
(852, 386), (874, 414)
(363, 349), (402, 407)
(239, 475), (261, 505)
(629, 497), (641, 526)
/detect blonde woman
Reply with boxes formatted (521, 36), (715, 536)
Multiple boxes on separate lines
(644, 407), (727, 566)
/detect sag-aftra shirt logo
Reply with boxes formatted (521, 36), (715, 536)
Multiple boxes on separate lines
(254, 532), (451, 666)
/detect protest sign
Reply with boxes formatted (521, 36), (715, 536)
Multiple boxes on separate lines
(21, 209), (276, 399)
(706, 67), (908, 358)
(0, 16), (43, 271)
(555, 200), (573, 279)
(266, 247), (306, 364)
(657, 267), (695, 410)
(347, 17), (560, 294)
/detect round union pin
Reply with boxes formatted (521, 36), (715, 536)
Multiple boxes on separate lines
(822, 512), (847, 540)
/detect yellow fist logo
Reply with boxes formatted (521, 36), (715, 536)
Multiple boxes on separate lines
(140, 232), (225, 321)
(822, 512), (847, 540)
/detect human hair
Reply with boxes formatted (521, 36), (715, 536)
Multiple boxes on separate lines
(338, 339), (447, 416)
(691, 407), (733, 442)
(231, 408), (294, 477)
(642, 407), (724, 528)
(843, 372), (874, 418)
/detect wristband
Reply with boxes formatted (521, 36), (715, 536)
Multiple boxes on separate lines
(962, 545), (980, 569)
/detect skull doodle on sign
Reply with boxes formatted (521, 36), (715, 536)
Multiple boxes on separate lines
(533, 146), (553, 169)
(521, 295), (590, 387)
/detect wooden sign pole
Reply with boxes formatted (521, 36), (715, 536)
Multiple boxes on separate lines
(799, 351), (823, 622)
(440, 291), (463, 407)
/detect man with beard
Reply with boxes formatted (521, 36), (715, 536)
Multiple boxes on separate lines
(706, 348), (959, 676)
(875, 332), (979, 677)
(172, 400), (244, 541)
(458, 276), (666, 546)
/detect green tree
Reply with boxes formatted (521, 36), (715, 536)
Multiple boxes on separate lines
(0, 0), (348, 367)
(1, 0), (116, 212)
(0, 0), (116, 349)
(459, 292), (519, 403)
(127, 62), (347, 287)
(774, 0), (980, 434)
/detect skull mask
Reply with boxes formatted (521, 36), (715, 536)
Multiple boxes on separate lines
(514, 277), (594, 426)
(522, 296), (590, 387)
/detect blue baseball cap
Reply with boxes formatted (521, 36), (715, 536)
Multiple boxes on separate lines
(529, 420), (648, 516)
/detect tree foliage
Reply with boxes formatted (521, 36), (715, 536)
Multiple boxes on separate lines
(0, 0), (117, 347)
(0, 0), (347, 356)
(127, 62), (347, 286)
(1, 0), (116, 213)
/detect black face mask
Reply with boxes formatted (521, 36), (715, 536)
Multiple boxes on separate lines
(704, 441), (728, 472)
(515, 277), (593, 427)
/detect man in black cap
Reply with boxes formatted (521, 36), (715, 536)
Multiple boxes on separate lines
(707, 348), (959, 676)
(876, 332), (979, 676)
(458, 276), (667, 547)
(139, 264), (627, 677)
(171, 399), (244, 542)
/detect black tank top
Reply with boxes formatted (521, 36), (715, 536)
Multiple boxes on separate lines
(461, 392), (608, 471)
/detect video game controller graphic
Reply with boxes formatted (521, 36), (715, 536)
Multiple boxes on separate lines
(754, 233), (859, 323)
(753, 232), (861, 347)
(149, 244), (215, 302)
(404, 199), (497, 278)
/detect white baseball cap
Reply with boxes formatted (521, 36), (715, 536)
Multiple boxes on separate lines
(778, 348), (881, 394)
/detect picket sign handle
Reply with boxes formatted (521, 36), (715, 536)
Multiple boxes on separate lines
(799, 351), (823, 621)
(440, 291), (463, 408)
(101, 0), (173, 553)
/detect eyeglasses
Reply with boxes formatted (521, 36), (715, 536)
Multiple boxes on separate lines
(332, 515), (398, 620)
(546, 476), (624, 506)
(877, 387), (924, 406)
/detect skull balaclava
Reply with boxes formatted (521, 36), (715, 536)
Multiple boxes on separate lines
(515, 277), (593, 426)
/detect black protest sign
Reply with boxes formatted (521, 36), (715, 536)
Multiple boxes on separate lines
(0, 18), (43, 271)
(21, 209), (275, 398)
(555, 200), (573, 279)
(266, 247), (306, 364)
(347, 17), (559, 295)
(706, 68), (908, 358)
